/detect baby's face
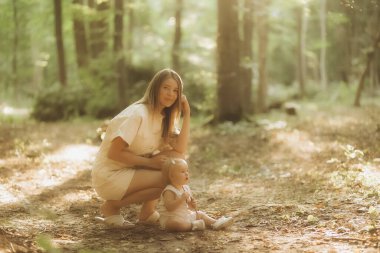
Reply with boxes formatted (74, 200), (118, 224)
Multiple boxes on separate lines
(169, 160), (189, 186)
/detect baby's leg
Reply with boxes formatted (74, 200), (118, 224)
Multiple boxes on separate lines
(196, 211), (216, 227)
(164, 217), (192, 232)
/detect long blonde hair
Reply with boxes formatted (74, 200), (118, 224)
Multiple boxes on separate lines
(136, 68), (183, 140)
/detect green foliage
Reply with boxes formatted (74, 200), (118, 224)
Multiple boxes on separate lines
(183, 71), (216, 115)
(2, 0), (379, 119)
(329, 145), (379, 198)
(84, 87), (119, 119)
(309, 82), (357, 106)
(31, 85), (89, 121)
(36, 234), (62, 253)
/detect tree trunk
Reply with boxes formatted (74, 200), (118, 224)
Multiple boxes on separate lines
(369, 54), (378, 91)
(319, 0), (327, 89)
(12, 0), (19, 97)
(257, 0), (269, 113)
(72, 0), (89, 68)
(240, 0), (254, 114)
(296, 5), (307, 97)
(54, 0), (67, 87)
(378, 45), (380, 89)
(89, 0), (110, 59)
(343, 6), (354, 85)
(114, 0), (127, 108)
(216, 0), (241, 122)
(172, 0), (183, 73)
(126, 0), (135, 66)
(354, 32), (380, 106)
(371, 5), (380, 89)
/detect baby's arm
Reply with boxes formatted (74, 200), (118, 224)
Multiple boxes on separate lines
(186, 188), (197, 210)
(163, 190), (189, 211)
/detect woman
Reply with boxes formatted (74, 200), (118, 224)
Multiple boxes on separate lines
(92, 68), (190, 227)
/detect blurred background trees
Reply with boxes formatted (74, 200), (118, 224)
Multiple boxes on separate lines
(0, 0), (379, 122)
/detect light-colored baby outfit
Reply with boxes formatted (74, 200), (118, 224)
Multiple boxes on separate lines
(92, 103), (164, 200)
(158, 184), (197, 229)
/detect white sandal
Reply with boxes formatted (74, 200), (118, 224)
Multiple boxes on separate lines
(95, 215), (135, 229)
(212, 216), (234, 230)
(137, 211), (160, 225)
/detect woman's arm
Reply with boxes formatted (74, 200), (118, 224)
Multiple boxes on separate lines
(107, 137), (166, 170)
(172, 95), (190, 154)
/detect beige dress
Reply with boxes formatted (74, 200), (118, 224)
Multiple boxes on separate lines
(91, 103), (164, 200)
(158, 184), (196, 229)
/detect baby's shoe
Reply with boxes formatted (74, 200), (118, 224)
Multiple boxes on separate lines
(212, 216), (233, 230)
(191, 220), (206, 231)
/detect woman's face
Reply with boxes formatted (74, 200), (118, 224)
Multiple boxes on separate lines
(158, 78), (179, 109)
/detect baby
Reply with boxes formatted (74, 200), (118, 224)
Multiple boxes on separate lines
(158, 158), (233, 232)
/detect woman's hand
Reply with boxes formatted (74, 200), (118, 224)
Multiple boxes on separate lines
(181, 95), (190, 116)
(150, 155), (168, 169)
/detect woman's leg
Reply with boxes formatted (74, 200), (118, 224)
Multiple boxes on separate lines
(139, 199), (159, 221)
(101, 169), (165, 217)
(101, 151), (185, 218)
(101, 188), (162, 216)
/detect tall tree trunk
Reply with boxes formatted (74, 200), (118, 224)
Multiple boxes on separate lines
(319, 0), (327, 89)
(89, 0), (110, 59)
(172, 0), (183, 73)
(296, 5), (307, 97)
(12, 0), (19, 98)
(72, 0), (89, 68)
(354, 32), (380, 106)
(370, 5), (380, 89)
(216, 0), (241, 122)
(114, 0), (126, 107)
(342, 6), (354, 85)
(240, 0), (254, 114)
(369, 54), (378, 91)
(54, 0), (67, 87)
(257, 0), (269, 113)
(378, 6), (380, 87)
(126, 0), (135, 66)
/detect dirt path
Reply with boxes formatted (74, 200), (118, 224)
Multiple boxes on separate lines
(0, 104), (379, 252)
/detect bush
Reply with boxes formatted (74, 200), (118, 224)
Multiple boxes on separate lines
(84, 88), (120, 119)
(31, 86), (90, 121)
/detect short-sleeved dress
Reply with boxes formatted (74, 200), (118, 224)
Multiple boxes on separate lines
(158, 184), (196, 229)
(92, 103), (164, 200)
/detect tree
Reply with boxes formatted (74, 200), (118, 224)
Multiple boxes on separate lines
(126, 0), (135, 66)
(12, 0), (19, 98)
(54, 0), (67, 87)
(114, 0), (126, 107)
(172, 0), (183, 73)
(257, 0), (269, 113)
(354, 32), (380, 106)
(295, 3), (308, 97)
(319, 0), (327, 89)
(216, 0), (241, 122)
(240, 0), (254, 114)
(89, 0), (110, 59)
(72, 0), (89, 68)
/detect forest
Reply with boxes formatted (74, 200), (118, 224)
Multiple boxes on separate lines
(0, 0), (379, 252)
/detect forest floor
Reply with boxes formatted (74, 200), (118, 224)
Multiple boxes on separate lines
(0, 101), (379, 253)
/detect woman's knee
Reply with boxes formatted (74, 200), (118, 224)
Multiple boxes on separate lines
(130, 170), (165, 190)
